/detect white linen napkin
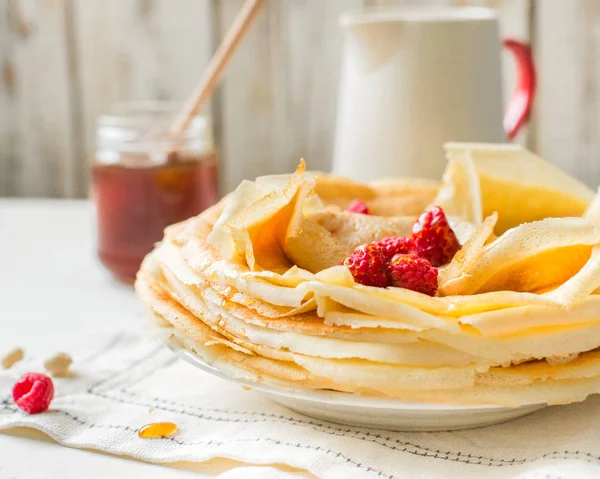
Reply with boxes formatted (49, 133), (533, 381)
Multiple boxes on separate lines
(1, 330), (599, 479)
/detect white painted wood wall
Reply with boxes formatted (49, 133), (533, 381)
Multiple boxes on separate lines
(0, 0), (595, 197)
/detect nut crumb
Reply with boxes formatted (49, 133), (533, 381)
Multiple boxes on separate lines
(44, 352), (73, 377)
(148, 407), (155, 414)
(1, 347), (24, 369)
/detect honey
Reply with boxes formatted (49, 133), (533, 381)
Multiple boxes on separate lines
(93, 157), (217, 282)
(137, 422), (178, 439)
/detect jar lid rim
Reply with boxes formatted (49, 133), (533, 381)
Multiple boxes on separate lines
(98, 101), (208, 129)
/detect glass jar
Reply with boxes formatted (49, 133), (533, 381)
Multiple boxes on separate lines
(92, 102), (219, 283)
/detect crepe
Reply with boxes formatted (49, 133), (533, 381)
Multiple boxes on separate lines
(435, 143), (594, 233)
(136, 143), (600, 407)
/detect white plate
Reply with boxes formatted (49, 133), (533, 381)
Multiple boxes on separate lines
(165, 335), (547, 431)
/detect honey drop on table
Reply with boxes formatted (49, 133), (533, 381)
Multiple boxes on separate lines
(138, 422), (178, 439)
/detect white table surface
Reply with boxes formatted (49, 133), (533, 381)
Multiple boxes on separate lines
(0, 200), (305, 479)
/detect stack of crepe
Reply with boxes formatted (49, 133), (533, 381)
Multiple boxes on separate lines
(136, 143), (600, 407)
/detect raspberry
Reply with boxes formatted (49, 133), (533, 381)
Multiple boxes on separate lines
(12, 372), (54, 414)
(343, 243), (389, 288)
(387, 254), (438, 296)
(411, 206), (460, 266)
(375, 236), (414, 259)
(346, 199), (370, 215)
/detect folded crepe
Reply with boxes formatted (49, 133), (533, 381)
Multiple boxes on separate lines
(136, 143), (600, 407)
(435, 143), (594, 233)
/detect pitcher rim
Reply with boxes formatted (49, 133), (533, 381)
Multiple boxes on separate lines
(340, 6), (498, 26)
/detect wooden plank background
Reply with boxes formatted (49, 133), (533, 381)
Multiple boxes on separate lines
(0, 0), (594, 198)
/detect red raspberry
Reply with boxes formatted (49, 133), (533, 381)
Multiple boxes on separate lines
(12, 372), (54, 414)
(346, 199), (370, 215)
(387, 254), (438, 296)
(411, 206), (460, 266)
(375, 236), (414, 259)
(343, 243), (389, 288)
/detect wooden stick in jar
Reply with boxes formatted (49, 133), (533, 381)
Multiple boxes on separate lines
(169, 0), (266, 137)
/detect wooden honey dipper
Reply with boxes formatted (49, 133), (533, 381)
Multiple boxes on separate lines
(169, 0), (266, 140)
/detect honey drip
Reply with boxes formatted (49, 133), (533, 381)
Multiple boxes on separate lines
(138, 422), (178, 439)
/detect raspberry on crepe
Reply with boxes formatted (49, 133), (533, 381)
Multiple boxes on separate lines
(387, 254), (438, 296)
(343, 243), (389, 288)
(411, 206), (460, 266)
(375, 236), (414, 259)
(346, 199), (370, 214)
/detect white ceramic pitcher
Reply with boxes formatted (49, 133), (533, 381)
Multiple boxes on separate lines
(332, 7), (535, 181)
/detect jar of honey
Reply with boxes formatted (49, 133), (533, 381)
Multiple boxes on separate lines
(92, 102), (219, 283)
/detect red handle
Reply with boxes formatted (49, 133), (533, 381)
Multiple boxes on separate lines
(502, 38), (536, 140)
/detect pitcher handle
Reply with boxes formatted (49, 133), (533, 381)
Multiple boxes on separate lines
(502, 38), (536, 140)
